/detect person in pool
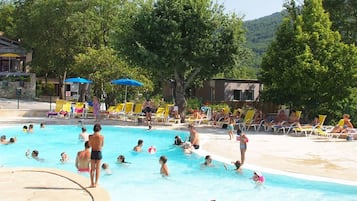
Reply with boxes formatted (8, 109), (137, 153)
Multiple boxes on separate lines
(174, 135), (183, 145)
(28, 124), (34, 133)
(117, 155), (130, 164)
(26, 150), (44, 161)
(202, 155), (213, 167)
(76, 141), (91, 173)
(159, 156), (169, 177)
(23, 125), (28, 132)
(232, 160), (242, 172)
(188, 124), (200, 149)
(101, 163), (112, 175)
(0, 135), (8, 144)
(88, 123), (104, 188)
(252, 171), (265, 185)
(60, 152), (69, 163)
(133, 139), (144, 152)
(79, 127), (89, 142)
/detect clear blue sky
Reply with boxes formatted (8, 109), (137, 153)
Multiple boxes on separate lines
(217, 0), (286, 20)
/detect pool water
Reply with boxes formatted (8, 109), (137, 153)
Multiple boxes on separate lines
(1, 125), (356, 201)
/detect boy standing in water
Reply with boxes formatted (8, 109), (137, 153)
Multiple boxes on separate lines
(88, 124), (104, 188)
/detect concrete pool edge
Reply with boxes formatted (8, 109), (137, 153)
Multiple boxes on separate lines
(0, 167), (111, 201)
(196, 133), (357, 187)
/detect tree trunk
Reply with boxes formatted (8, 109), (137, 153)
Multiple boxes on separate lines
(175, 71), (187, 123)
(60, 70), (67, 100)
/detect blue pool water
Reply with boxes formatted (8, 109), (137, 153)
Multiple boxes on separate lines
(0, 125), (356, 201)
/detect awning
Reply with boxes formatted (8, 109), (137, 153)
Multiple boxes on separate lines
(0, 53), (21, 58)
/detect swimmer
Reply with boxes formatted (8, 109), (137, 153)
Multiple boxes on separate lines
(79, 127), (89, 142)
(252, 171), (265, 186)
(40, 123), (45, 128)
(75, 141), (91, 173)
(29, 150), (44, 161)
(0, 135), (8, 144)
(188, 124), (200, 149)
(101, 163), (112, 175)
(202, 155), (213, 167)
(117, 155), (130, 164)
(181, 142), (193, 154)
(226, 160), (242, 172)
(28, 124), (34, 133)
(60, 152), (69, 163)
(159, 156), (169, 177)
(133, 139), (144, 152)
(23, 125), (28, 132)
(3, 137), (16, 145)
(174, 135), (183, 145)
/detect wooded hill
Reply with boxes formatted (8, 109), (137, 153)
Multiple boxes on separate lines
(244, 12), (284, 68)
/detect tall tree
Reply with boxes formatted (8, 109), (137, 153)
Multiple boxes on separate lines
(73, 46), (153, 107)
(115, 0), (247, 121)
(259, 0), (357, 119)
(322, 0), (357, 45)
(0, 1), (16, 38)
(13, 0), (122, 98)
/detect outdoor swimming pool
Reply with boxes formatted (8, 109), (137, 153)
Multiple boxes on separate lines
(0, 125), (356, 201)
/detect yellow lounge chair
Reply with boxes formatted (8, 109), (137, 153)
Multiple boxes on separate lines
(279, 111), (302, 134)
(237, 109), (255, 131)
(152, 107), (165, 123)
(293, 115), (327, 136)
(118, 102), (134, 120)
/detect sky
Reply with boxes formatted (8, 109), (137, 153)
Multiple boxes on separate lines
(217, 0), (286, 21)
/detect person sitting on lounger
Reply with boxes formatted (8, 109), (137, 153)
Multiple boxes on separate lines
(331, 114), (353, 133)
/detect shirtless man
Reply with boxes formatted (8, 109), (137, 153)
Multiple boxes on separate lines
(75, 141), (91, 173)
(88, 124), (104, 188)
(188, 124), (200, 149)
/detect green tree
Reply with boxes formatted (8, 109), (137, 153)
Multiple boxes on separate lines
(13, 0), (123, 98)
(259, 0), (357, 119)
(0, 1), (16, 38)
(322, 0), (357, 45)
(115, 0), (247, 121)
(73, 46), (154, 107)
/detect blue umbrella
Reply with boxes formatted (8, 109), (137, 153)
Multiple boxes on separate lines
(111, 78), (143, 86)
(111, 78), (144, 102)
(65, 77), (92, 84)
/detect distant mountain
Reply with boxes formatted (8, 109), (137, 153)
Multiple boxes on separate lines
(243, 12), (284, 68)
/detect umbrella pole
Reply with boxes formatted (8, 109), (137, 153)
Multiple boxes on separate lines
(125, 85), (128, 103)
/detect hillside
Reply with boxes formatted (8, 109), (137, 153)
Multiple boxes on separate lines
(244, 12), (284, 68)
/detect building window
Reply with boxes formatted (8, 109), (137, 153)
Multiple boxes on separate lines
(244, 90), (254, 101)
(233, 90), (242, 100)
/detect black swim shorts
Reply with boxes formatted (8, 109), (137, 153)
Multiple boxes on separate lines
(91, 150), (102, 160)
(193, 144), (200, 149)
(143, 107), (152, 113)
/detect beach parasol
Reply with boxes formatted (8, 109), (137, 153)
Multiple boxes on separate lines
(64, 77), (92, 84)
(111, 78), (144, 102)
